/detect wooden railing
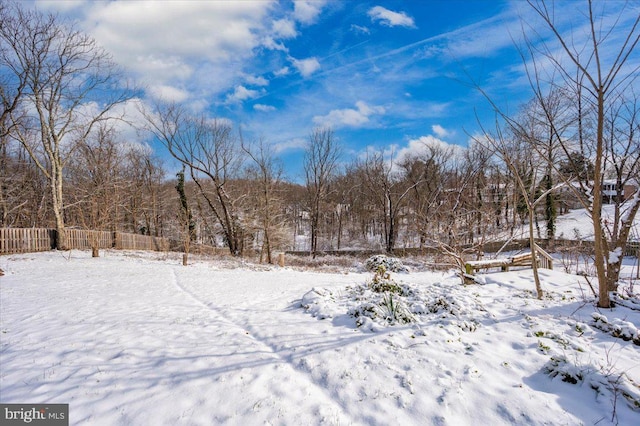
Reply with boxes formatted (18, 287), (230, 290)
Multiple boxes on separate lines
(465, 247), (554, 275)
(533, 243), (554, 270)
(0, 228), (169, 255)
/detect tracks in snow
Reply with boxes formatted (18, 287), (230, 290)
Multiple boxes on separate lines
(168, 267), (356, 424)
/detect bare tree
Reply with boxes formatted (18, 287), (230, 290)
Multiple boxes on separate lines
(65, 124), (126, 256)
(242, 137), (287, 263)
(303, 127), (340, 257)
(121, 146), (166, 237)
(175, 166), (194, 265)
(477, 125), (548, 299)
(599, 92), (640, 289)
(0, 3), (130, 249)
(0, 140), (46, 227)
(521, 0), (640, 307)
(514, 91), (573, 242)
(424, 142), (494, 274)
(0, 4), (28, 139)
(143, 103), (246, 256)
(357, 148), (428, 253)
(399, 141), (452, 250)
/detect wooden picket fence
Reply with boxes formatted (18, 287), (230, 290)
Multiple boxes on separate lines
(0, 228), (169, 255)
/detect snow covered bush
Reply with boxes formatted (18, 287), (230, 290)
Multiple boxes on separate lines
(543, 355), (640, 410)
(380, 293), (414, 323)
(364, 255), (409, 273)
(347, 267), (415, 326)
(613, 290), (640, 309)
(350, 292), (415, 326)
(300, 287), (339, 319)
(544, 356), (585, 384)
(300, 267), (489, 332)
(591, 313), (640, 345)
(368, 265), (404, 294)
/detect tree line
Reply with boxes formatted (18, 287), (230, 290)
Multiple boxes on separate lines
(1, 0), (639, 307)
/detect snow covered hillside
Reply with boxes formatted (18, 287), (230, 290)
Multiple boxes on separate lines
(512, 205), (640, 242)
(1, 250), (639, 425)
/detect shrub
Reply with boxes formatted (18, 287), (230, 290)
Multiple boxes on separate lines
(364, 255), (409, 273)
(368, 265), (404, 294)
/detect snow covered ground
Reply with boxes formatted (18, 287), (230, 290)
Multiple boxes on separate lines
(513, 204), (640, 242)
(1, 250), (639, 425)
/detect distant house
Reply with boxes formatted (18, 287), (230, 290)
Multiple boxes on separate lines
(601, 179), (638, 204)
(558, 179), (638, 209)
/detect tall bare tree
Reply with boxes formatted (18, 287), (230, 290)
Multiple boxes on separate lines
(122, 146), (166, 237)
(0, 141), (46, 227)
(477, 125), (547, 299)
(0, 3), (130, 249)
(522, 0), (640, 307)
(303, 127), (340, 257)
(357, 148), (428, 253)
(174, 166), (194, 265)
(65, 124), (124, 255)
(514, 91), (573, 241)
(144, 103), (246, 256)
(242, 137), (287, 263)
(398, 142), (452, 250)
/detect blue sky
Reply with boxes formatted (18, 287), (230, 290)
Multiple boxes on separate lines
(30, 0), (640, 180)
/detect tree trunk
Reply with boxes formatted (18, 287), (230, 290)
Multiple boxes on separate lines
(264, 231), (272, 264)
(51, 166), (68, 250)
(593, 91), (610, 308)
(529, 209), (543, 300)
(386, 214), (395, 253)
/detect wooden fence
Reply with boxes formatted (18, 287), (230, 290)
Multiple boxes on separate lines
(66, 229), (113, 250)
(115, 232), (169, 251)
(0, 228), (55, 254)
(2, 227), (637, 258)
(0, 228), (169, 255)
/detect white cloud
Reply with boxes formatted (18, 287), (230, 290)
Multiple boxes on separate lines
(272, 18), (297, 39)
(261, 15), (299, 52)
(245, 75), (269, 86)
(226, 85), (261, 103)
(394, 135), (464, 165)
(35, 0), (87, 12)
(254, 104), (276, 112)
(94, 97), (154, 153)
(204, 117), (234, 129)
(290, 57), (321, 78)
(368, 6), (416, 28)
(262, 36), (288, 52)
(274, 67), (290, 77)
(293, 0), (327, 25)
(273, 137), (307, 153)
(80, 1), (273, 99)
(147, 84), (190, 103)
(350, 24), (371, 35)
(87, 2), (269, 61)
(431, 124), (452, 138)
(313, 101), (385, 128)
